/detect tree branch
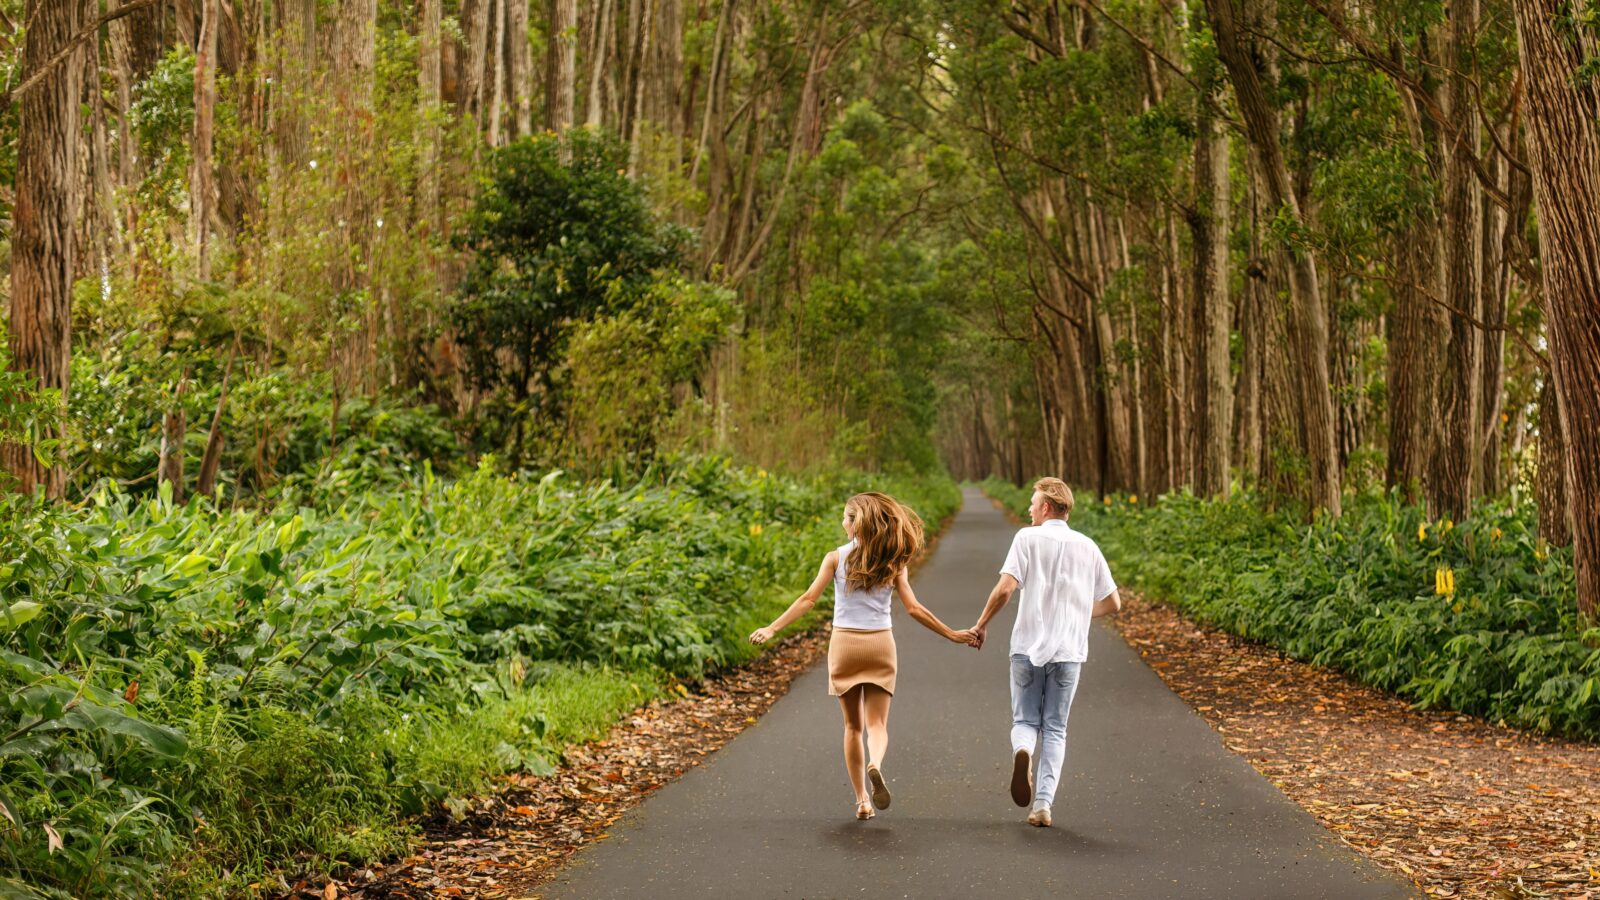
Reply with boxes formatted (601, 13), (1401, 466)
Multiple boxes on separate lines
(3, 0), (164, 107)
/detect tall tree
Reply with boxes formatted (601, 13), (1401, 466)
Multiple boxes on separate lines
(1428, 0), (1484, 520)
(5, 0), (88, 499)
(419, 0), (443, 227)
(1513, 0), (1600, 616)
(546, 0), (577, 130)
(192, 0), (220, 280)
(507, 0), (532, 137)
(1204, 0), (1341, 515)
(1191, 44), (1232, 498)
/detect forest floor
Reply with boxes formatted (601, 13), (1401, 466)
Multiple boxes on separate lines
(1109, 591), (1600, 898)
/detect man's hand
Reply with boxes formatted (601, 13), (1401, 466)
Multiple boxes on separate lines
(968, 623), (987, 650)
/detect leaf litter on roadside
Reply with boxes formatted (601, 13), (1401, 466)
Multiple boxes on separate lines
(1110, 591), (1600, 899)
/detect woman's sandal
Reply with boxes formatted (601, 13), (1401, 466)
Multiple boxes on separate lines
(867, 764), (891, 810)
(855, 799), (875, 820)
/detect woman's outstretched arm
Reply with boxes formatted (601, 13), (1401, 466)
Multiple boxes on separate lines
(749, 551), (838, 644)
(893, 569), (976, 645)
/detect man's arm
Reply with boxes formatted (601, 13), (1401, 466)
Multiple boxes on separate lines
(970, 573), (1019, 648)
(1091, 588), (1121, 618)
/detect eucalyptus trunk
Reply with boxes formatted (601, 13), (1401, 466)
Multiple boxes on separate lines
(192, 0), (219, 280)
(1428, 0), (1484, 521)
(1514, 0), (1600, 617)
(1205, 0), (1340, 516)
(1192, 109), (1232, 497)
(546, 0), (578, 130)
(5, 0), (87, 499)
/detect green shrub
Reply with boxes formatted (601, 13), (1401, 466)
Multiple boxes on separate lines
(981, 479), (1594, 739)
(451, 129), (691, 461)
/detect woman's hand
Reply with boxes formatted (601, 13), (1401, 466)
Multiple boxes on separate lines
(749, 626), (776, 645)
(950, 628), (979, 646)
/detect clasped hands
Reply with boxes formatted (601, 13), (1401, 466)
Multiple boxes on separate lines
(749, 623), (987, 648)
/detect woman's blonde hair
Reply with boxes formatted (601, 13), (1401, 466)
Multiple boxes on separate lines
(844, 492), (924, 591)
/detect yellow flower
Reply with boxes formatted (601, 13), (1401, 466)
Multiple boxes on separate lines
(1442, 519), (1454, 534)
(1129, 495), (1139, 504)
(1103, 497), (1111, 506)
(1490, 527), (1503, 542)
(1417, 523), (1428, 543)
(749, 524), (763, 536)
(1434, 567), (1456, 596)
(757, 469), (768, 479)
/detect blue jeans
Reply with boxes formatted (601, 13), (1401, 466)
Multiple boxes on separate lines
(1010, 654), (1082, 807)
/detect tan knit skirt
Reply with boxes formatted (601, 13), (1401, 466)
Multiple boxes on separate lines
(827, 627), (897, 696)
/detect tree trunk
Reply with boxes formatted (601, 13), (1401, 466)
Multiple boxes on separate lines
(1479, 116), (1525, 496)
(584, 0), (614, 127)
(5, 0), (86, 499)
(1536, 378), (1572, 546)
(1428, 0), (1483, 521)
(1192, 107), (1232, 497)
(274, 0), (317, 167)
(418, 0), (442, 228)
(1514, 0), (1600, 617)
(333, 0), (377, 108)
(489, 0), (507, 145)
(1385, 223), (1441, 502)
(1205, 0), (1340, 516)
(460, 0), (490, 120)
(1235, 175), (1266, 485)
(159, 374), (189, 503)
(508, 0), (532, 137)
(545, 0), (577, 130)
(195, 348), (237, 499)
(192, 0), (219, 281)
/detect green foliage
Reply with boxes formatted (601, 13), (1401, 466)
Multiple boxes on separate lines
(0, 348), (64, 491)
(62, 334), (461, 501)
(452, 130), (690, 446)
(982, 479), (1596, 740)
(128, 48), (198, 208)
(2, 457), (958, 895)
(734, 98), (954, 473)
(561, 278), (736, 468)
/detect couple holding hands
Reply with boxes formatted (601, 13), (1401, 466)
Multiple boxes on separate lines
(748, 478), (1120, 826)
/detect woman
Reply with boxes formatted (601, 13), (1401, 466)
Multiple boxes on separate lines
(750, 492), (975, 820)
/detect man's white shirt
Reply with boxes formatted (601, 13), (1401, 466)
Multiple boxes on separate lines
(1000, 518), (1116, 666)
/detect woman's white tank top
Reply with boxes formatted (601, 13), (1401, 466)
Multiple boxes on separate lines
(831, 541), (894, 631)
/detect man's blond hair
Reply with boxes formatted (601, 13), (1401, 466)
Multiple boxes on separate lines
(1033, 477), (1074, 518)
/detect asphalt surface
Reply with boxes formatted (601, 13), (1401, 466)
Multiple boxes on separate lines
(542, 487), (1416, 899)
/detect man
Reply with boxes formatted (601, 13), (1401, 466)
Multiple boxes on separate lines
(969, 477), (1120, 827)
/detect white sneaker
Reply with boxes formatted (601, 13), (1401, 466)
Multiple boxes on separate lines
(1027, 802), (1052, 827)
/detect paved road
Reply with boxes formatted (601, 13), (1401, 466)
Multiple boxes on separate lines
(543, 488), (1414, 899)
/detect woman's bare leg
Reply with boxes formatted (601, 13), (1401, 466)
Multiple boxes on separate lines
(862, 685), (892, 769)
(838, 685), (869, 803)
